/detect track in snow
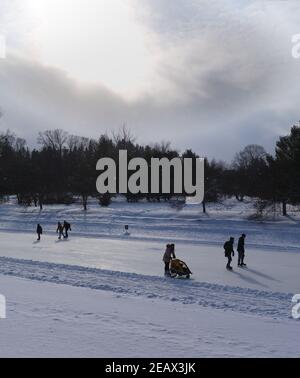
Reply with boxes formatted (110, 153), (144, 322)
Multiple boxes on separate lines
(0, 256), (294, 321)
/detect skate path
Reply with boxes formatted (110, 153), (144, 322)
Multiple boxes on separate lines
(0, 256), (294, 321)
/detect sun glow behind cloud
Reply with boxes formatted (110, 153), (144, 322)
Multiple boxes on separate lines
(26, 0), (156, 97)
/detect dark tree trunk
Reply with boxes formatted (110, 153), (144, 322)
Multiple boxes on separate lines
(82, 195), (88, 211)
(282, 201), (287, 216)
(38, 194), (43, 211)
(202, 201), (206, 214)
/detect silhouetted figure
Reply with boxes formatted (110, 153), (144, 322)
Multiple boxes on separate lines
(63, 221), (72, 239)
(163, 244), (176, 276)
(170, 244), (176, 256)
(56, 222), (64, 240)
(36, 224), (43, 241)
(238, 234), (247, 267)
(224, 237), (235, 270)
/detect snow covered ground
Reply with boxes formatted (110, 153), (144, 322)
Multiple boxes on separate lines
(1, 196), (300, 251)
(0, 275), (298, 358)
(0, 197), (299, 357)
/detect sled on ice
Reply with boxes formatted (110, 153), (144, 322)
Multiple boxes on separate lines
(169, 259), (192, 279)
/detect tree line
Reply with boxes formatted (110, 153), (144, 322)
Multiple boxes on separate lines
(0, 123), (300, 216)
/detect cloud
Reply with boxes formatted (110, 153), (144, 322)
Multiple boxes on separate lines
(1, 0), (300, 160)
(0, 56), (127, 143)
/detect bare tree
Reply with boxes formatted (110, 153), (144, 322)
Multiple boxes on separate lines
(68, 135), (90, 151)
(0, 129), (16, 146)
(38, 129), (69, 154)
(112, 124), (136, 146)
(14, 137), (27, 152)
(152, 141), (172, 155)
(232, 145), (267, 170)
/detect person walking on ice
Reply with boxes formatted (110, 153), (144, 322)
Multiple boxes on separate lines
(36, 224), (43, 241)
(63, 221), (72, 239)
(237, 234), (247, 267)
(163, 244), (176, 276)
(56, 222), (64, 240)
(224, 237), (235, 271)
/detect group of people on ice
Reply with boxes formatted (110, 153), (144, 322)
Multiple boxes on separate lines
(56, 221), (72, 240)
(36, 221), (72, 241)
(223, 234), (247, 270)
(162, 233), (247, 278)
(37, 221), (246, 276)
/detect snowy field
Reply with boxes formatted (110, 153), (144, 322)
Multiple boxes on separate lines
(1, 196), (300, 251)
(0, 275), (298, 358)
(0, 198), (299, 357)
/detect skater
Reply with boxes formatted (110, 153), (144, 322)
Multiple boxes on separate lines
(163, 244), (176, 276)
(36, 224), (43, 241)
(56, 222), (64, 240)
(63, 221), (72, 239)
(224, 237), (235, 270)
(237, 234), (247, 267)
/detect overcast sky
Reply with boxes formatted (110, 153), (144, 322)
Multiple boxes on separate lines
(0, 0), (300, 160)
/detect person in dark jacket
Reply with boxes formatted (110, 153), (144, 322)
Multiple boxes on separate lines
(163, 244), (176, 276)
(63, 221), (72, 239)
(237, 234), (247, 267)
(56, 222), (64, 240)
(37, 224), (43, 241)
(224, 237), (235, 270)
